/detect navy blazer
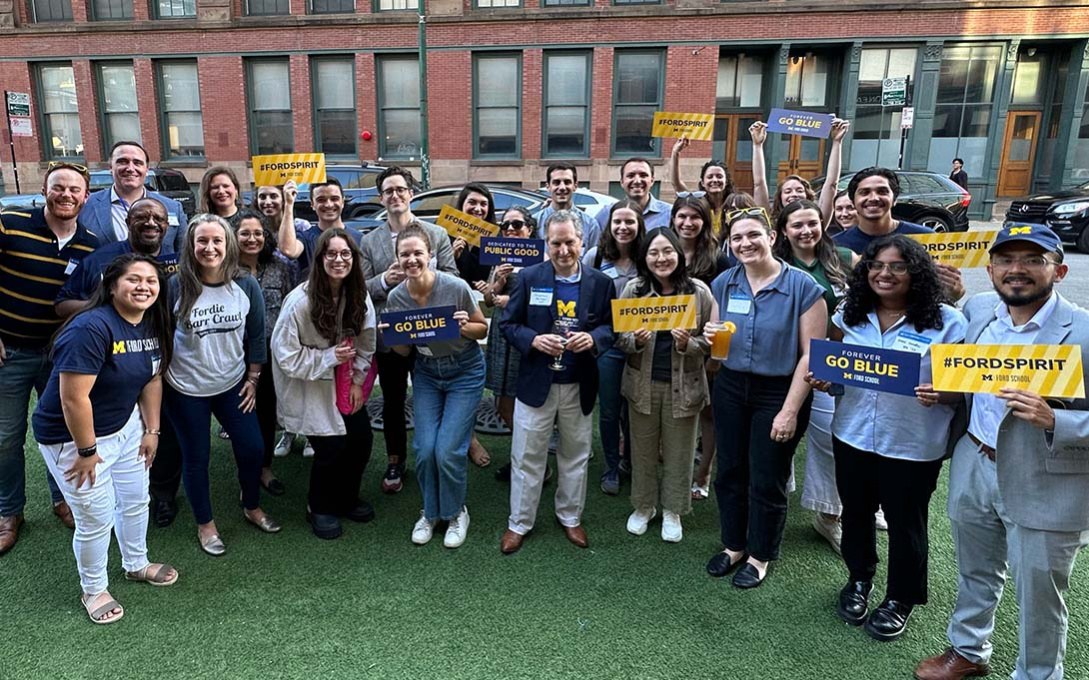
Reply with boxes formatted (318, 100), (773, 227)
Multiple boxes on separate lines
(500, 261), (616, 415)
(78, 188), (187, 255)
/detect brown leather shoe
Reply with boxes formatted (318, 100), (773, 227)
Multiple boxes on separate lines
(53, 501), (75, 530)
(915, 648), (990, 680)
(562, 524), (588, 548)
(500, 529), (525, 555)
(0, 514), (25, 555)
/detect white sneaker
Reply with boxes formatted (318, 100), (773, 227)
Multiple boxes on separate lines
(443, 506), (470, 548)
(273, 432), (295, 458)
(626, 507), (657, 536)
(813, 514), (842, 555)
(661, 510), (683, 543)
(302, 439), (315, 458)
(411, 511), (436, 545)
(875, 508), (888, 532)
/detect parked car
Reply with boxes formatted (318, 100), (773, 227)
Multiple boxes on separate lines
(349, 185), (548, 233)
(816, 170), (971, 232)
(533, 187), (617, 221)
(90, 168), (196, 216)
(1004, 181), (1089, 252)
(242, 163), (421, 223)
(0, 193), (46, 211)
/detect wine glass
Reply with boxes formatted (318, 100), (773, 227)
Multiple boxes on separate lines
(549, 317), (578, 372)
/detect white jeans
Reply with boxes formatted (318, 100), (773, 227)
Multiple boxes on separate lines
(801, 389), (842, 515)
(508, 384), (591, 534)
(39, 409), (150, 595)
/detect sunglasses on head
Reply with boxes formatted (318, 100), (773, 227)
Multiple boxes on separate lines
(725, 206), (770, 224)
(46, 160), (91, 184)
(676, 191), (707, 199)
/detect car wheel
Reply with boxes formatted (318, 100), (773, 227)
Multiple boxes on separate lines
(919, 214), (952, 233)
(1077, 225), (1089, 253)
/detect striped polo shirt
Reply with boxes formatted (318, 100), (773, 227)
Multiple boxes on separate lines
(0, 209), (98, 348)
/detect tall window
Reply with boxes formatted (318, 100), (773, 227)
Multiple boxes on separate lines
(31, 0), (72, 21)
(1039, 53), (1068, 179)
(247, 0), (289, 14)
(851, 47), (918, 169)
(311, 0), (354, 12)
(1072, 85), (1089, 179)
(377, 56), (421, 159)
(542, 51), (591, 157)
(1011, 50), (1045, 105)
(37, 64), (82, 159)
(247, 60), (294, 155)
(928, 45), (1001, 174)
(91, 0), (132, 19)
(376, 0), (415, 9)
(474, 54), (521, 159)
(155, 0), (195, 18)
(157, 61), (205, 158)
(97, 63), (141, 149)
(612, 50), (664, 156)
(716, 54), (763, 110)
(313, 58), (357, 156)
(784, 53), (831, 108)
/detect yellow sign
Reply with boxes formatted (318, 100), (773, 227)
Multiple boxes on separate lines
(932, 344), (1085, 398)
(651, 112), (715, 141)
(908, 231), (997, 268)
(252, 153), (326, 186)
(436, 205), (499, 248)
(612, 295), (698, 333)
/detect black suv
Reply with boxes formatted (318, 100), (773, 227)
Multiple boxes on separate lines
(242, 163), (422, 223)
(1004, 181), (1089, 252)
(821, 170), (972, 232)
(90, 168), (196, 216)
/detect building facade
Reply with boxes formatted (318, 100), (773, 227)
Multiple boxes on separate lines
(1, 0), (1088, 219)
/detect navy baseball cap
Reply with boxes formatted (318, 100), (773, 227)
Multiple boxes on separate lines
(989, 223), (1064, 255)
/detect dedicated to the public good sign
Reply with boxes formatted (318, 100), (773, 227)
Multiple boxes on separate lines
(436, 205), (500, 248)
(478, 237), (545, 266)
(252, 153), (326, 186)
(651, 112), (715, 141)
(611, 295), (697, 333)
(908, 231), (998, 268)
(380, 306), (460, 346)
(766, 108), (835, 139)
(931, 344), (1085, 398)
(810, 340), (922, 397)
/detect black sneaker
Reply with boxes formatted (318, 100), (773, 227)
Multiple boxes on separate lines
(382, 463), (405, 494)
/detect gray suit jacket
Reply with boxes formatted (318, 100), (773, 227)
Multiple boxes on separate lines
(952, 292), (1089, 533)
(358, 220), (458, 310)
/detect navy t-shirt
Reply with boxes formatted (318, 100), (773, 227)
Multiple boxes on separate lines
(832, 221), (933, 255)
(552, 278), (580, 384)
(32, 306), (160, 445)
(56, 240), (179, 304)
(298, 224), (363, 275)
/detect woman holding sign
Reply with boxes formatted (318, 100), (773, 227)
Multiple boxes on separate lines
(669, 138), (734, 234)
(748, 118), (849, 223)
(703, 206), (826, 589)
(385, 224), (488, 549)
(806, 234), (965, 641)
(616, 229), (714, 542)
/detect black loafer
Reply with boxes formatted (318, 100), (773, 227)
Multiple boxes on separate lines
(261, 477), (286, 497)
(344, 501), (375, 523)
(863, 599), (913, 641)
(307, 511), (343, 540)
(706, 551), (746, 578)
(732, 562), (767, 589)
(495, 462), (512, 482)
(151, 498), (178, 528)
(837, 580), (873, 626)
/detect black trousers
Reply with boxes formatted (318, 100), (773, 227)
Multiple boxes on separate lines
(833, 436), (942, 605)
(308, 407), (374, 516)
(148, 413), (182, 503)
(255, 366), (277, 469)
(375, 349), (414, 464)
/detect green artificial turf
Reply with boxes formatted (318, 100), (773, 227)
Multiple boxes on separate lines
(2, 404), (1087, 680)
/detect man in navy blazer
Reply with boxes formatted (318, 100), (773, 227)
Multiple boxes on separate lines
(77, 141), (187, 255)
(499, 209), (615, 554)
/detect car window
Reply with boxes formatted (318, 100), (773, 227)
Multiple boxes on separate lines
(160, 174), (190, 191)
(571, 193), (594, 206)
(89, 172), (115, 191)
(905, 174), (945, 195)
(491, 192), (539, 212)
(411, 192), (458, 218)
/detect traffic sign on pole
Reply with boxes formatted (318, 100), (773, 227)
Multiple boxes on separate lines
(882, 77), (907, 107)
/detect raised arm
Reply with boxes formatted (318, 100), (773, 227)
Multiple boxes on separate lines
(669, 138), (692, 195)
(818, 119), (849, 222)
(749, 121), (771, 211)
(277, 180), (304, 259)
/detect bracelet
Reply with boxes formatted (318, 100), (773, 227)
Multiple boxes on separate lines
(77, 444), (98, 459)
(144, 429), (160, 436)
(246, 378), (259, 386)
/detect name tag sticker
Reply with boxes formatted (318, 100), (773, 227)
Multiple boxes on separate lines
(151, 356), (161, 375)
(726, 294), (751, 315)
(167, 214), (180, 227)
(892, 330), (932, 354)
(416, 345), (434, 357)
(530, 287), (553, 306)
(602, 265), (620, 279)
(64, 259), (78, 275)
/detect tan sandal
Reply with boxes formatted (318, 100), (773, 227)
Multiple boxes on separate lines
(468, 437), (491, 468)
(82, 592), (124, 624)
(125, 563), (178, 587)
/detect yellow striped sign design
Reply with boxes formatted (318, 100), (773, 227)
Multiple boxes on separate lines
(252, 153), (326, 186)
(932, 344), (1085, 398)
(612, 295), (698, 333)
(651, 112), (715, 142)
(436, 205), (500, 248)
(908, 231), (998, 269)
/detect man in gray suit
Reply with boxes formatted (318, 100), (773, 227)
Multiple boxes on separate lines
(916, 224), (1089, 680)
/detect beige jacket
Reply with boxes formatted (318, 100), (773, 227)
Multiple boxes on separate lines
(615, 278), (714, 418)
(272, 282), (377, 437)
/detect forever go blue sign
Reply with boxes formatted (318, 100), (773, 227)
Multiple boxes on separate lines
(381, 306), (460, 346)
(767, 108), (835, 139)
(479, 237), (545, 266)
(810, 339), (921, 396)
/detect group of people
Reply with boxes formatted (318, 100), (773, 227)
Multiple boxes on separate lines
(0, 131), (1085, 680)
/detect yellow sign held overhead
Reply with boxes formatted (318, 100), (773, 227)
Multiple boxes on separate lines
(651, 112), (715, 141)
(252, 153), (326, 187)
(908, 231), (998, 269)
(612, 295), (698, 333)
(436, 205), (500, 248)
(931, 344), (1085, 398)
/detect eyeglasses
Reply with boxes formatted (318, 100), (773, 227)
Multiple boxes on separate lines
(725, 206), (770, 224)
(381, 186), (411, 198)
(324, 250), (354, 261)
(676, 191), (707, 199)
(500, 220), (527, 232)
(990, 255), (1057, 270)
(864, 261), (912, 275)
(45, 160), (90, 184)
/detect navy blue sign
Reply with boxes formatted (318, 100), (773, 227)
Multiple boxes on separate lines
(767, 108), (835, 139)
(381, 306), (460, 346)
(810, 339), (922, 397)
(479, 237), (545, 266)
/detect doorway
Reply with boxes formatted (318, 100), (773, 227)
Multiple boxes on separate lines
(997, 111), (1042, 197)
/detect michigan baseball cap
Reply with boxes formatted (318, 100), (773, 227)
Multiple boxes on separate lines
(989, 223), (1063, 254)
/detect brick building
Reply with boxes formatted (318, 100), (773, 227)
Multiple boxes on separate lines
(1, 0), (1088, 219)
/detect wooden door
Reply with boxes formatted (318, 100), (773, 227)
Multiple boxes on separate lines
(997, 111), (1042, 197)
(712, 114), (761, 194)
(777, 134), (826, 184)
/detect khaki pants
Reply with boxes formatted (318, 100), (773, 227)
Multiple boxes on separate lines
(629, 381), (697, 516)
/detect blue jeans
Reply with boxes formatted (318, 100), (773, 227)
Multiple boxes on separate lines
(412, 348), (484, 521)
(164, 380), (263, 525)
(0, 344), (63, 516)
(596, 348), (630, 477)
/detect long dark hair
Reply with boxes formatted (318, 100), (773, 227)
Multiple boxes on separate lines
(698, 160), (734, 195)
(234, 210), (277, 265)
(774, 199), (848, 291)
(840, 235), (947, 332)
(633, 228), (696, 297)
(252, 184), (285, 222)
(456, 183), (497, 227)
(307, 228), (369, 343)
(670, 196), (719, 283)
(53, 253), (174, 375)
(178, 214), (242, 322)
(600, 200), (646, 263)
(771, 174), (816, 219)
(198, 166), (241, 215)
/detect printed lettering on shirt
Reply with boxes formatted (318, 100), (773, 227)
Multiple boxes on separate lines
(112, 337), (160, 355)
(183, 303), (245, 337)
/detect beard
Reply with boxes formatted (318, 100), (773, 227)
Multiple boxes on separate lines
(996, 280), (1053, 308)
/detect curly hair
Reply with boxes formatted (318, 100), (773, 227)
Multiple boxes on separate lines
(669, 196), (719, 283)
(698, 160), (734, 195)
(307, 228), (369, 343)
(839, 234), (947, 332)
(599, 201), (646, 263)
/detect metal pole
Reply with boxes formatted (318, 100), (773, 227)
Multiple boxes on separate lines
(417, 7), (431, 190)
(898, 75), (911, 171)
(3, 91), (20, 194)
